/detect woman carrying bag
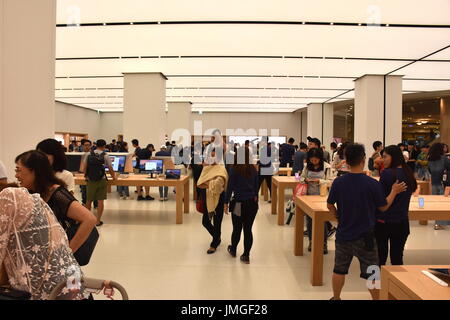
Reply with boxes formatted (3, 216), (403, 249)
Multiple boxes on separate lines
(301, 148), (332, 254)
(197, 148), (228, 254)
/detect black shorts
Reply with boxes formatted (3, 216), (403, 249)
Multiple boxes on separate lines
(333, 232), (379, 279)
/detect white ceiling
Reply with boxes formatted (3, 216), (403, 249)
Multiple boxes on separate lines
(55, 0), (450, 112)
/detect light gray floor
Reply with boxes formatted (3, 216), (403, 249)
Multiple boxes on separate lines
(78, 182), (450, 300)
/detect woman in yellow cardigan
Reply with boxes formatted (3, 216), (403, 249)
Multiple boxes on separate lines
(197, 148), (228, 254)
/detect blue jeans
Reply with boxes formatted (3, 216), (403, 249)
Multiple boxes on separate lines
(117, 186), (130, 197)
(159, 187), (168, 198)
(433, 184), (449, 225)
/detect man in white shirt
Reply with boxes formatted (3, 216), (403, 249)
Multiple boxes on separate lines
(0, 161), (7, 184)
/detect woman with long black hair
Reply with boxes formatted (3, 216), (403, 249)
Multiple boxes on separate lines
(224, 147), (259, 264)
(375, 145), (417, 265)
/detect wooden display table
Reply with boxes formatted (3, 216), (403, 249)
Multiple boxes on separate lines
(74, 174), (190, 224)
(260, 167), (293, 201)
(294, 195), (450, 286)
(271, 176), (300, 225)
(381, 265), (450, 300)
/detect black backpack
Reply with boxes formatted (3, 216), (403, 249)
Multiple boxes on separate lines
(86, 151), (106, 181)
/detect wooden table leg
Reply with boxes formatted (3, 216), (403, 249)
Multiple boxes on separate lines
(294, 205), (304, 256)
(184, 180), (190, 214)
(271, 181), (278, 215)
(193, 180), (198, 201)
(277, 186), (285, 226)
(176, 184), (183, 224)
(419, 181), (430, 225)
(263, 180), (269, 201)
(311, 215), (325, 286)
(380, 267), (390, 300)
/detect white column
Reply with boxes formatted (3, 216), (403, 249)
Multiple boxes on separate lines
(306, 103), (334, 145)
(167, 101), (192, 139)
(354, 75), (402, 151)
(0, 0), (56, 179)
(123, 73), (167, 148)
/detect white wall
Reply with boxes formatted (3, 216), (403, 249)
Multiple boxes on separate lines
(55, 101), (100, 139)
(55, 108), (308, 146)
(191, 112), (303, 141)
(99, 112), (123, 142)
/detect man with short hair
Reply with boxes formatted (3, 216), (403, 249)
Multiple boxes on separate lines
(293, 142), (308, 175)
(416, 144), (431, 181)
(327, 143), (407, 300)
(133, 139), (155, 201)
(307, 136), (321, 150)
(84, 139), (117, 226)
(258, 137), (276, 202)
(280, 138), (296, 167)
(69, 140), (78, 152)
(156, 145), (171, 201)
(79, 139), (97, 207)
(369, 141), (384, 176)
(406, 142), (419, 174)
(330, 142), (338, 163)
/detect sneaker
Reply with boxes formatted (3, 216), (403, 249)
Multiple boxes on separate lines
(240, 255), (250, 264)
(145, 195), (155, 201)
(164, 197), (169, 201)
(207, 247), (217, 254)
(137, 195), (145, 201)
(434, 224), (445, 230)
(159, 198), (164, 202)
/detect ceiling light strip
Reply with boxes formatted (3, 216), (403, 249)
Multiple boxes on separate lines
(56, 20), (450, 29)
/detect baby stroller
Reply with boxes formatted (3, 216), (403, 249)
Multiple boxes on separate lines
(48, 277), (129, 300)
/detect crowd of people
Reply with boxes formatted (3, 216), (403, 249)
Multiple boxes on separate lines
(0, 131), (449, 300)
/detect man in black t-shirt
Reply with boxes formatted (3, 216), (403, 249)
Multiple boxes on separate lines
(279, 138), (296, 167)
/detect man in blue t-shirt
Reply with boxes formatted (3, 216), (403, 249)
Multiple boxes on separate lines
(279, 137), (296, 167)
(327, 143), (407, 300)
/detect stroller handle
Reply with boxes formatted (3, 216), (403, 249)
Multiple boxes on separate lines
(48, 277), (129, 300)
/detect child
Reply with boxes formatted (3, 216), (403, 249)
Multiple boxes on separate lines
(327, 143), (407, 300)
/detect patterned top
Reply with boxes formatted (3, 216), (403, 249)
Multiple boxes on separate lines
(0, 187), (84, 300)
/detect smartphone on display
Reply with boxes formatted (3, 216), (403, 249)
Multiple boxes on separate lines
(418, 197), (425, 209)
(429, 268), (450, 278)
